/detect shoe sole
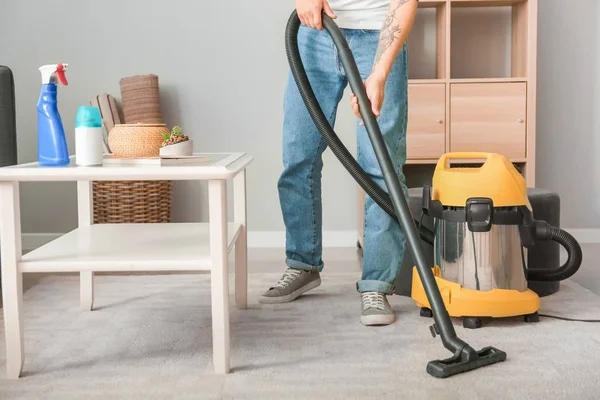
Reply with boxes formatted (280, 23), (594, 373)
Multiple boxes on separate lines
(361, 313), (396, 326)
(259, 278), (321, 304)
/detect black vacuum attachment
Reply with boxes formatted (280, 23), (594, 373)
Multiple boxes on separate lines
(284, 11), (506, 378)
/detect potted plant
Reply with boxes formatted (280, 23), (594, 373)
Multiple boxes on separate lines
(159, 125), (193, 157)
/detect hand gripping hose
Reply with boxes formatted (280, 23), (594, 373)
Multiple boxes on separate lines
(285, 11), (506, 378)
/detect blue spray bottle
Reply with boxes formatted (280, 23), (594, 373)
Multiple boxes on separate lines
(37, 63), (70, 166)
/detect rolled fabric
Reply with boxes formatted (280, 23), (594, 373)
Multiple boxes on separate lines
(119, 74), (163, 124)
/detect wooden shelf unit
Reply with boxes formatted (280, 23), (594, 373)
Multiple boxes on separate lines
(357, 0), (537, 247)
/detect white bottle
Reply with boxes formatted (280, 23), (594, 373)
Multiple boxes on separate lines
(75, 106), (105, 166)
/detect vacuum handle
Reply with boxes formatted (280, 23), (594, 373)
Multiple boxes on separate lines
(438, 152), (493, 170)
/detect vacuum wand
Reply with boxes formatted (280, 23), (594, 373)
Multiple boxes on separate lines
(284, 10), (506, 378)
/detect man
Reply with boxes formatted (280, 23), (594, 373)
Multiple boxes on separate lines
(260, 0), (419, 326)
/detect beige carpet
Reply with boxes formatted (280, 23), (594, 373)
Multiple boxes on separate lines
(1, 272), (600, 400)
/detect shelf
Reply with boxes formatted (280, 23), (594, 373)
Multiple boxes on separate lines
(450, 77), (527, 83)
(418, 0), (447, 8)
(450, 2), (529, 79)
(446, 157), (526, 164)
(0, 153), (254, 182)
(408, 78), (446, 84)
(19, 223), (243, 273)
(406, 157), (527, 165)
(409, 78), (528, 84)
(406, 159), (441, 165)
(408, 1), (447, 79)
(360, 0), (537, 241)
(451, 0), (527, 7)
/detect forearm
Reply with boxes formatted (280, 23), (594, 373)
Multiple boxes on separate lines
(372, 0), (418, 80)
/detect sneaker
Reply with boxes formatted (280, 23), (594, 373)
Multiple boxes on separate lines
(259, 268), (321, 304)
(360, 292), (396, 326)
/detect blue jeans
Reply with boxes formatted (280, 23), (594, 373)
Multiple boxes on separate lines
(278, 25), (408, 295)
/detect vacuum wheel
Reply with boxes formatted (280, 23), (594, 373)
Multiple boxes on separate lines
(420, 307), (433, 318)
(524, 312), (540, 323)
(462, 317), (483, 330)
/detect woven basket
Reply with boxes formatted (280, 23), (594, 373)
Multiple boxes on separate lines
(92, 180), (172, 224)
(108, 123), (169, 158)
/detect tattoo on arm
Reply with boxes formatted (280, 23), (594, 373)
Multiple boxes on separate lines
(373, 0), (411, 69)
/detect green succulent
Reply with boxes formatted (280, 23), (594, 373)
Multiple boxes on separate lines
(162, 126), (185, 141)
(172, 126), (183, 136)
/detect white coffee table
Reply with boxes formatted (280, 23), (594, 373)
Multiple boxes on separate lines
(0, 152), (253, 378)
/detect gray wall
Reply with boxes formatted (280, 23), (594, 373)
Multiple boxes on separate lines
(0, 0), (598, 237)
(536, 0), (600, 228)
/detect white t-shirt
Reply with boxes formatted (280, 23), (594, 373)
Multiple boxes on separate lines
(328, 0), (390, 30)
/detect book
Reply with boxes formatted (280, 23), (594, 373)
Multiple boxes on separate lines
(102, 155), (211, 166)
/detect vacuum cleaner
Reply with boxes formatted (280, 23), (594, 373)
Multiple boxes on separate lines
(411, 152), (583, 329)
(285, 11), (506, 379)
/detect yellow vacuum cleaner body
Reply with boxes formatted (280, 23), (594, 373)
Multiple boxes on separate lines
(411, 152), (582, 329)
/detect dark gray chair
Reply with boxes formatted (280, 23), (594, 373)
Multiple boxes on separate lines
(0, 66), (17, 166)
(0, 65), (19, 284)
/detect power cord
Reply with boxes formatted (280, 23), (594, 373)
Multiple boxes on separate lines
(539, 314), (600, 323)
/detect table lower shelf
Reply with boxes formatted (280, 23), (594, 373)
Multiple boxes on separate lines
(19, 222), (243, 273)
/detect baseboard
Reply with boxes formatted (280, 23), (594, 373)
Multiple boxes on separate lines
(21, 228), (600, 251)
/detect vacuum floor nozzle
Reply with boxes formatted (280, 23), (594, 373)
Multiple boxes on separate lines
(427, 346), (507, 379)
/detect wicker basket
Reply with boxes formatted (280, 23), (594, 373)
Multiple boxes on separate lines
(92, 180), (172, 224)
(108, 123), (169, 158)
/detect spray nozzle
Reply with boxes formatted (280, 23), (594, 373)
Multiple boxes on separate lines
(39, 64), (69, 85)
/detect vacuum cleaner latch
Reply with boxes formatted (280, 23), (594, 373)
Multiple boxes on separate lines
(422, 185), (432, 215)
(422, 185), (444, 217)
(466, 198), (493, 232)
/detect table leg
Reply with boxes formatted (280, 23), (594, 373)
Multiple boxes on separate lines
(209, 179), (230, 374)
(77, 181), (94, 311)
(233, 169), (248, 309)
(0, 182), (24, 378)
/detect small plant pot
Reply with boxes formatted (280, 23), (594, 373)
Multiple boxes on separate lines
(159, 140), (193, 157)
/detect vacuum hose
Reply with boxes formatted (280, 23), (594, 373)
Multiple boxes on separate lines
(284, 13), (435, 247)
(528, 221), (583, 282)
